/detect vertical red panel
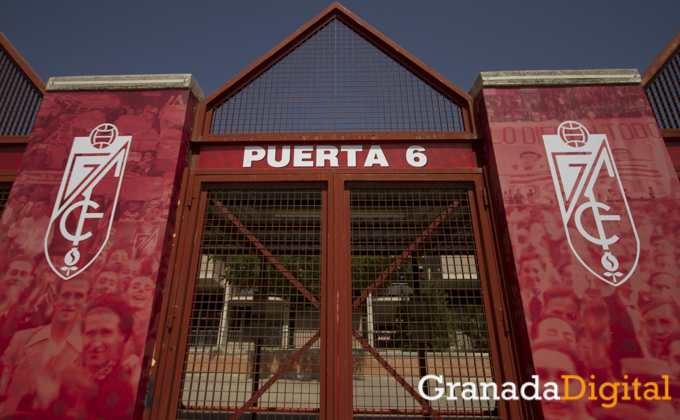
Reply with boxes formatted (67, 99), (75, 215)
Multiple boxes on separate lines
(478, 85), (680, 419)
(0, 89), (194, 419)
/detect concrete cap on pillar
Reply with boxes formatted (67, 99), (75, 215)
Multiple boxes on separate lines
(46, 73), (205, 101)
(469, 69), (641, 98)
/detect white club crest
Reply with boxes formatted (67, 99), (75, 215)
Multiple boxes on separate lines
(543, 121), (639, 286)
(45, 124), (131, 280)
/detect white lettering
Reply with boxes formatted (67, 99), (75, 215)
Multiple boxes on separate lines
(520, 375), (541, 400)
(267, 146), (290, 168)
(364, 145), (389, 167)
(293, 146), (314, 167)
(418, 375), (444, 401)
(479, 382), (498, 400)
(447, 382), (461, 400)
(406, 145), (427, 167)
(341, 145), (362, 167)
(316, 145), (339, 167)
(243, 146), (266, 167)
(542, 382), (561, 400)
(501, 382), (519, 400)
(461, 382), (478, 400)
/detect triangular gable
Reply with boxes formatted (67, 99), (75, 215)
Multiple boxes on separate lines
(643, 30), (680, 132)
(201, 3), (473, 137)
(0, 32), (45, 138)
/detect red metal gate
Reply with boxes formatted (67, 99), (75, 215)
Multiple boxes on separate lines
(345, 184), (499, 419)
(176, 185), (326, 420)
(153, 173), (517, 420)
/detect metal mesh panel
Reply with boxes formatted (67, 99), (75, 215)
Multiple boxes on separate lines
(646, 51), (680, 129)
(211, 18), (465, 134)
(349, 188), (498, 419)
(0, 49), (42, 136)
(0, 183), (11, 215)
(179, 188), (323, 420)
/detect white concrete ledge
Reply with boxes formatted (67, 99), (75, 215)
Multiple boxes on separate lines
(46, 74), (205, 101)
(469, 69), (641, 97)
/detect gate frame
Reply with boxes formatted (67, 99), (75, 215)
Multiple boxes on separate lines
(149, 168), (526, 420)
(150, 171), (335, 420)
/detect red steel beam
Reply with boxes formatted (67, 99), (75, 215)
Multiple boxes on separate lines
(351, 329), (443, 420)
(230, 331), (321, 420)
(352, 200), (458, 310)
(214, 200), (320, 309)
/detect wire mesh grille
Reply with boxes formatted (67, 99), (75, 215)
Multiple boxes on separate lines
(0, 183), (11, 215)
(349, 188), (498, 419)
(210, 18), (465, 134)
(646, 50), (680, 129)
(179, 188), (323, 420)
(0, 49), (42, 136)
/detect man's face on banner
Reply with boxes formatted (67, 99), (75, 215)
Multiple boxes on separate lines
(83, 309), (125, 368)
(644, 303), (680, 342)
(144, 200), (162, 220)
(31, 200), (48, 219)
(126, 276), (154, 310)
(650, 273), (675, 297)
(142, 151), (156, 164)
(613, 149), (632, 162)
(54, 279), (88, 324)
(520, 152), (540, 168)
(106, 249), (129, 272)
(120, 261), (141, 285)
(93, 272), (117, 297)
(535, 317), (576, 346)
(0, 260), (33, 306)
(544, 295), (580, 324)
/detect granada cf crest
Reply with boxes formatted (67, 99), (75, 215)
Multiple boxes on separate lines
(543, 121), (639, 286)
(46, 124), (131, 279)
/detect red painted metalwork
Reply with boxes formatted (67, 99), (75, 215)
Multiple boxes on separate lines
(195, 3), (476, 142)
(210, 18), (465, 134)
(645, 52), (680, 130)
(351, 330), (441, 420)
(146, 3), (525, 418)
(175, 186), (326, 419)
(346, 185), (500, 419)
(351, 200), (459, 310)
(198, 141), (477, 169)
(215, 200), (321, 309)
(151, 170), (521, 420)
(231, 332), (322, 420)
(643, 30), (680, 141)
(0, 32), (44, 139)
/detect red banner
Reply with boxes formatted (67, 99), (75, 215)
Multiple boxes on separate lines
(198, 141), (476, 169)
(479, 85), (680, 419)
(0, 90), (194, 419)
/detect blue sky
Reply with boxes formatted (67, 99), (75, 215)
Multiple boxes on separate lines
(2, 0), (678, 96)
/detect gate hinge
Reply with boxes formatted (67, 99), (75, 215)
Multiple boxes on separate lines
(186, 195), (194, 209)
(167, 306), (177, 332)
(498, 308), (510, 336)
(481, 188), (489, 207)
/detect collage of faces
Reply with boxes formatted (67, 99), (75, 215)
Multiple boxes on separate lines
(0, 89), (190, 419)
(509, 201), (680, 418)
(485, 85), (680, 418)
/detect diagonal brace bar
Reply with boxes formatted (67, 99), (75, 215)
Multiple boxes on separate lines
(352, 329), (442, 420)
(231, 331), (321, 420)
(214, 200), (320, 309)
(352, 201), (458, 309)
